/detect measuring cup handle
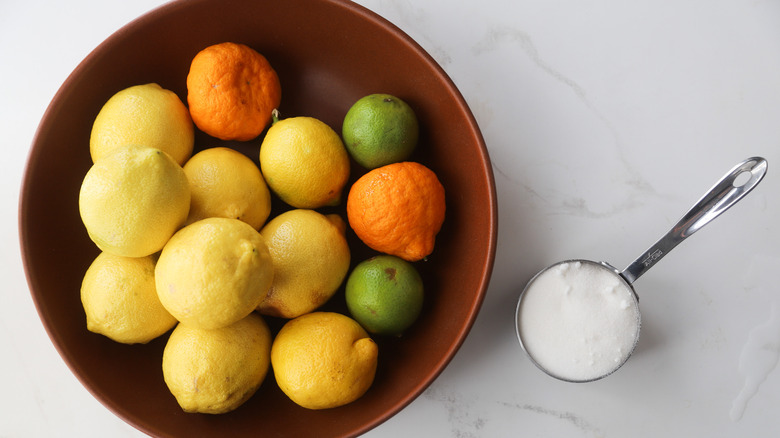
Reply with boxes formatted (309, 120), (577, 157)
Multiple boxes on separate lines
(620, 157), (768, 284)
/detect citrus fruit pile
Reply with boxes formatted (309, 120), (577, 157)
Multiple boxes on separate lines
(76, 42), (446, 414)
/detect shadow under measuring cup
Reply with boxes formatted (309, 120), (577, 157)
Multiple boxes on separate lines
(515, 157), (768, 383)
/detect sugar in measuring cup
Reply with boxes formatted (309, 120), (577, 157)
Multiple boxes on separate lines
(515, 157), (768, 382)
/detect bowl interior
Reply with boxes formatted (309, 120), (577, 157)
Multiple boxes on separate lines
(19, 0), (496, 436)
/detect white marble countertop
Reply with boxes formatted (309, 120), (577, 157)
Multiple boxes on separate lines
(4, 0), (780, 436)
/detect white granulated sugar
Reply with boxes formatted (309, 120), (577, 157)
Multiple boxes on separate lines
(517, 261), (640, 381)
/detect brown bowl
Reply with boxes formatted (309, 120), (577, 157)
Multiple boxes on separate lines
(19, 0), (497, 436)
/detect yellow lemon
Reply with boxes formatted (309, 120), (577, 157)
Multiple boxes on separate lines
(183, 147), (272, 229)
(90, 83), (194, 165)
(259, 114), (350, 208)
(162, 313), (272, 414)
(256, 209), (350, 319)
(155, 218), (274, 329)
(80, 252), (177, 344)
(271, 312), (378, 409)
(79, 144), (190, 258)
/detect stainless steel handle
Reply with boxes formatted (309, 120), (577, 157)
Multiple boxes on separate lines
(620, 157), (768, 284)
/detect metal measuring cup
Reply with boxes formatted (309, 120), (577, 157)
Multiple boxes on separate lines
(515, 157), (768, 382)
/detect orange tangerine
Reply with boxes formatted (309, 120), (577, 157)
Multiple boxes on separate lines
(346, 162), (445, 261)
(186, 42), (281, 141)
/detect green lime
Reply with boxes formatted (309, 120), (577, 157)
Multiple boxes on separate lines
(345, 255), (424, 336)
(341, 94), (419, 169)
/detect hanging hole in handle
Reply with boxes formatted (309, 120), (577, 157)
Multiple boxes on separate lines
(733, 170), (752, 188)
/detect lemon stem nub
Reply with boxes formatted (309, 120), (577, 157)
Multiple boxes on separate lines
(271, 109), (281, 125)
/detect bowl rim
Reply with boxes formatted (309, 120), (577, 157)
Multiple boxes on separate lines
(18, 0), (498, 435)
